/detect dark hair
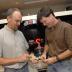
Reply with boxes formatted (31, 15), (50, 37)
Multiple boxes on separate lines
(66, 6), (72, 11)
(37, 6), (55, 21)
(6, 8), (22, 17)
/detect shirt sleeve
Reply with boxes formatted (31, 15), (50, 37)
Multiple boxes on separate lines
(45, 37), (48, 45)
(20, 32), (29, 50)
(0, 33), (3, 57)
(45, 28), (48, 45)
(64, 25), (72, 51)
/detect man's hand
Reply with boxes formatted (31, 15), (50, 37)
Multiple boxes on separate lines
(17, 53), (29, 63)
(44, 56), (57, 64)
(40, 53), (46, 61)
(29, 53), (38, 64)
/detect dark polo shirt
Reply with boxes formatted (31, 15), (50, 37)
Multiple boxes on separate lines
(45, 20), (72, 57)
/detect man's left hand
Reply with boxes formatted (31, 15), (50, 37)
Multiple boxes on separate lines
(44, 56), (57, 64)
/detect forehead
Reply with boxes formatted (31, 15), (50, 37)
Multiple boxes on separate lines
(12, 11), (22, 19)
(40, 16), (47, 22)
(40, 14), (52, 22)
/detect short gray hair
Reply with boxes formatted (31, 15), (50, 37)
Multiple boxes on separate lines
(6, 8), (22, 17)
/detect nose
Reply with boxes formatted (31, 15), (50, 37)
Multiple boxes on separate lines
(43, 23), (46, 26)
(17, 22), (20, 27)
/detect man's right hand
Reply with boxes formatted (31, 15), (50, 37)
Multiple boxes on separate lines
(16, 53), (29, 63)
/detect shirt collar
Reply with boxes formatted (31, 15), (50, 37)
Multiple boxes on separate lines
(4, 25), (16, 33)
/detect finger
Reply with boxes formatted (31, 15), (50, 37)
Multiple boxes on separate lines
(43, 59), (47, 63)
(32, 60), (38, 64)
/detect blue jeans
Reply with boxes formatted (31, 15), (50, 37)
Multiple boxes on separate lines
(4, 64), (29, 72)
(47, 59), (72, 72)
